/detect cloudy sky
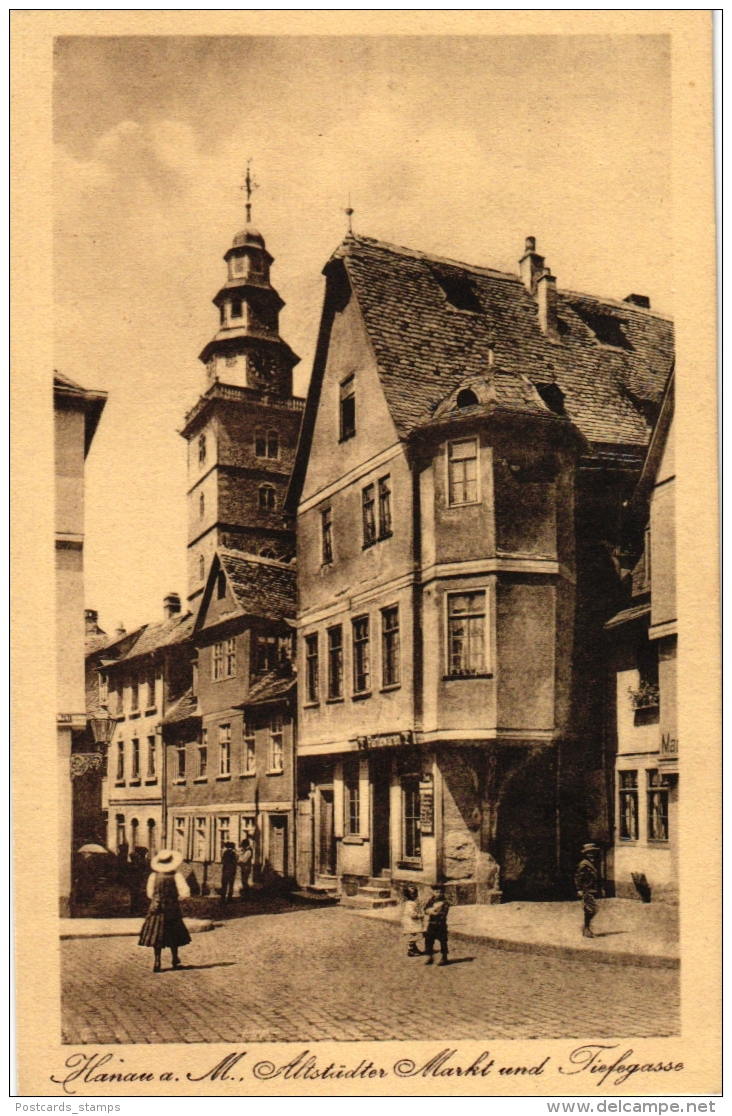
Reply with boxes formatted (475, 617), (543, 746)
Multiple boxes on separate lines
(54, 34), (671, 634)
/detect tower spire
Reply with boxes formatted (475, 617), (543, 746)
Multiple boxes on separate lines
(242, 159), (259, 224)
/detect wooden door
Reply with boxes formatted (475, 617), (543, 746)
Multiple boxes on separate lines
(269, 816), (288, 876)
(318, 789), (336, 876)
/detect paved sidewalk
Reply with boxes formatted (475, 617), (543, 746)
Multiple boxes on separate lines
(60, 917), (215, 939)
(347, 898), (678, 968)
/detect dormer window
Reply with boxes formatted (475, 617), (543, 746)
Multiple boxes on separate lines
(429, 265), (482, 313)
(339, 375), (356, 441)
(456, 388), (479, 409)
(231, 298), (243, 319)
(572, 304), (632, 350)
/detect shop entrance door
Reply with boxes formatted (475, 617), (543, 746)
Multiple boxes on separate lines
(371, 755), (391, 877)
(318, 789), (337, 876)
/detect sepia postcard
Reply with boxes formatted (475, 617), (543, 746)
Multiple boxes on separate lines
(11, 10), (720, 1098)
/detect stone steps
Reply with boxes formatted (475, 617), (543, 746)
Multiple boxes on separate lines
(340, 894), (398, 910)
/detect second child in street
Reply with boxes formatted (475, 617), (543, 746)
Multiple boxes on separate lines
(423, 884), (450, 966)
(575, 844), (601, 938)
(401, 885), (424, 956)
(220, 842), (238, 903)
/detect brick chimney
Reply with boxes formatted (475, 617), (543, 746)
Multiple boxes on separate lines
(115, 622), (126, 638)
(624, 293), (651, 309)
(519, 236), (545, 295)
(164, 592), (181, 621)
(537, 268), (560, 342)
(84, 608), (99, 633)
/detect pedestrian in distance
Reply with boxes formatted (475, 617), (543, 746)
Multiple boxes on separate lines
(220, 841), (238, 903)
(575, 843), (600, 938)
(401, 885), (424, 956)
(423, 883), (450, 966)
(138, 849), (191, 972)
(238, 835), (254, 896)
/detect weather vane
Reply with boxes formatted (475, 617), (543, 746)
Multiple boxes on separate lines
(242, 159), (259, 224)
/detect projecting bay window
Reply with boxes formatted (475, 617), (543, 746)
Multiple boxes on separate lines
(194, 817), (208, 862)
(213, 638), (236, 681)
(327, 626), (343, 700)
(173, 817), (187, 854)
(447, 591), (487, 677)
(217, 817), (231, 860)
(362, 485), (376, 547)
(321, 506), (333, 565)
(218, 724), (231, 778)
(339, 375), (356, 441)
(305, 634), (319, 704)
(381, 607), (400, 689)
(352, 616), (370, 695)
(618, 770), (638, 841)
(448, 438), (479, 506)
(647, 770), (670, 842)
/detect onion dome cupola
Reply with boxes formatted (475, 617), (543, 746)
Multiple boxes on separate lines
(198, 176), (300, 396)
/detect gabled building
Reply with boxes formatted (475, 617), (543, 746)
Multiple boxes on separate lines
(605, 368), (677, 900)
(97, 594), (194, 858)
(287, 233), (674, 903)
(164, 550), (297, 892)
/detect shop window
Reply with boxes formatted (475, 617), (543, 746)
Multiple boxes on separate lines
(194, 817), (208, 861)
(327, 626), (343, 700)
(305, 633), (319, 704)
(173, 817), (187, 854)
(217, 816), (231, 859)
(219, 724), (231, 776)
(448, 438), (479, 506)
(647, 770), (670, 842)
(269, 715), (284, 773)
(381, 607), (400, 688)
(352, 616), (370, 694)
(240, 815), (256, 841)
(321, 506), (333, 564)
(339, 375), (356, 441)
(618, 770), (638, 840)
(447, 592), (486, 676)
(344, 758), (360, 835)
(401, 777), (422, 861)
(362, 484), (376, 547)
(176, 744), (186, 781)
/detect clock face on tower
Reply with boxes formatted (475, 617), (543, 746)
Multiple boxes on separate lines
(250, 349), (276, 383)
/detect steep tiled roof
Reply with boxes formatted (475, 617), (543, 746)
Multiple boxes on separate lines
(241, 672), (296, 706)
(120, 612), (195, 662)
(162, 688), (201, 725)
(219, 551), (296, 621)
(338, 236), (673, 452)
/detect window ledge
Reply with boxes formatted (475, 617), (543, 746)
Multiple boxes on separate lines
(647, 840), (670, 846)
(129, 779), (141, 787)
(352, 691), (372, 701)
(447, 500), (481, 509)
(339, 432), (356, 444)
(144, 778), (158, 786)
(362, 539), (377, 551)
(193, 776), (208, 784)
(326, 697), (344, 705)
(240, 771), (256, 778)
(266, 769), (284, 777)
(114, 781), (126, 788)
(380, 683), (401, 693)
(145, 707), (157, 716)
(342, 835), (365, 845)
(129, 712), (141, 720)
(173, 778), (187, 786)
(303, 701), (320, 709)
(443, 673), (493, 681)
(396, 860), (423, 871)
(321, 561), (333, 569)
(216, 774), (231, 781)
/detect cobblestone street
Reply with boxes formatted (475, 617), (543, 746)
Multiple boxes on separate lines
(62, 906), (679, 1045)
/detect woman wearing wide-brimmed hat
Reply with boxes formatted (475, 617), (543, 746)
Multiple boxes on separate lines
(138, 849), (191, 972)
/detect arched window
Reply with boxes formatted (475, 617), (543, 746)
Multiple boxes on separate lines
(456, 388), (479, 409)
(147, 819), (157, 856)
(198, 434), (207, 466)
(199, 492), (205, 519)
(267, 430), (279, 459)
(130, 818), (139, 850)
(217, 570), (227, 599)
(199, 554), (205, 582)
(115, 815), (126, 852)
(258, 485), (276, 512)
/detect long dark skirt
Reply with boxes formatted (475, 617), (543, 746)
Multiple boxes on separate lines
(138, 872), (191, 950)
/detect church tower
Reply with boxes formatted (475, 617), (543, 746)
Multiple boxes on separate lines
(181, 184), (304, 603)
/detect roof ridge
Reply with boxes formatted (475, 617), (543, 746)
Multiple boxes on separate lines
(219, 547), (295, 570)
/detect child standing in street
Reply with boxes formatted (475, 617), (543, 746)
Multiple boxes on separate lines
(423, 884), (450, 966)
(401, 885), (424, 956)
